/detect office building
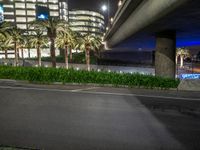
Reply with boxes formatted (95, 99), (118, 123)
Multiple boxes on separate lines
(0, 0), (68, 30)
(69, 10), (105, 36)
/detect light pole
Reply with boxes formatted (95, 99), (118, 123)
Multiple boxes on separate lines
(107, 0), (110, 24)
(101, 0), (110, 26)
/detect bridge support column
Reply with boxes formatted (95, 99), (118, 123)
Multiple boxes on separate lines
(155, 31), (176, 79)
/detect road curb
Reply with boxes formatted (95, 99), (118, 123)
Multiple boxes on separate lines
(0, 79), (178, 91)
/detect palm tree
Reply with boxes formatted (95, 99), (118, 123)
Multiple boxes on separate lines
(6, 26), (25, 66)
(56, 27), (77, 68)
(77, 34), (102, 71)
(29, 30), (48, 67)
(31, 17), (67, 67)
(18, 35), (28, 60)
(0, 35), (11, 60)
(0, 22), (12, 60)
(0, 21), (11, 37)
(68, 31), (79, 62)
(176, 48), (191, 68)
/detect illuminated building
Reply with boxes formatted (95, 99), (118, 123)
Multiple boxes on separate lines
(69, 10), (105, 36)
(0, 0), (68, 30)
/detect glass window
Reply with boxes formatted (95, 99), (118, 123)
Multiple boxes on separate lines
(16, 17), (26, 22)
(4, 12), (14, 15)
(15, 3), (25, 9)
(3, 5), (14, 8)
(27, 10), (35, 16)
(4, 19), (14, 22)
(49, 4), (58, 10)
(50, 11), (58, 16)
(26, 0), (36, 2)
(27, 17), (35, 22)
(26, 3), (35, 9)
(16, 10), (26, 15)
(17, 24), (27, 29)
(48, 0), (58, 3)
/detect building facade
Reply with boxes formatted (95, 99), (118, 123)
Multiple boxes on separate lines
(69, 10), (105, 36)
(0, 0), (68, 59)
(0, 0), (68, 30)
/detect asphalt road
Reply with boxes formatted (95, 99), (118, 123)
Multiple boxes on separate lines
(0, 83), (200, 150)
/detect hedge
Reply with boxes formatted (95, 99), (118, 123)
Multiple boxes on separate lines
(0, 66), (180, 89)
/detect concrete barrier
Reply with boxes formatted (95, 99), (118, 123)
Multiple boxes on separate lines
(178, 79), (200, 91)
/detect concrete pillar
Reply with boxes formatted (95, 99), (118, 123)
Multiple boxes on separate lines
(155, 30), (176, 79)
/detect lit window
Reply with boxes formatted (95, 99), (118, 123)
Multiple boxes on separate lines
(15, 3), (25, 8)
(50, 11), (58, 16)
(16, 10), (26, 15)
(16, 17), (26, 22)
(27, 10), (35, 16)
(17, 24), (27, 29)
(26, 3), (35, 9)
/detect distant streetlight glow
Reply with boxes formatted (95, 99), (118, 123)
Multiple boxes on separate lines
(101, 5), (107, 12)
(110, 17), (114, 23)
(118, 0), (122, 7)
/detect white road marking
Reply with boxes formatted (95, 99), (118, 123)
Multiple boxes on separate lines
(71, 87), (99, 92)
(0, 85), (199, 101)
(78, 91), (200, 101)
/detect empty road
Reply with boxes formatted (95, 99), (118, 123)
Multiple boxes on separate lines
(0, 82), (200, 150)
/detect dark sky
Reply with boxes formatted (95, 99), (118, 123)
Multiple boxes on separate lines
(68, 0), (118, 18)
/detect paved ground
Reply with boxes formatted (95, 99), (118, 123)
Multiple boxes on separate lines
(0, 82), (200, 150)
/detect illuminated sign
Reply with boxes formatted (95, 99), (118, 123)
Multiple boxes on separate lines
(180, 74), (200, 79)
(36, 5), (49, 20)
(0, 4), (4, 23)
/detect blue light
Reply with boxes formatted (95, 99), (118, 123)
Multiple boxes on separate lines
(38, 14), (45, 19)
(37, 14), (48, 20)
(180, 74), (200, 79)
(176, 40), (200, 47)
(0, 4), (4, 23)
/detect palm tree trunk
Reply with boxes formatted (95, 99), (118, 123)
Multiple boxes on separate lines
(65, 45), (69, 69)
(176, 56), (178, 64)
(180, 56), (184, 68)
(14, 42), (19, 66)
(17, 48), (19, 66)
(17, 48), (20, 60)
(69, 46), (73, 63)
(28, 49), (31, 58)
(50, 38), (56, 68)
(86, 48), (90, 71)
(37, 46), (41, 67)
(21, 48), (24, 60)
(5, 49), (8, 59)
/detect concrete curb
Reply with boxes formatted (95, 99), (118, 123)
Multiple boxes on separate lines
(178, 79), (200, 92)
(0, 79), (178, 91)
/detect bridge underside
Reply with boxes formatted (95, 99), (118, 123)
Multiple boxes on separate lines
(105, 0), (200, 78)
(114, 0), (200, 50)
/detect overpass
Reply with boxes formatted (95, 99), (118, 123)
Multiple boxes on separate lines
(104, 0), (200, 79)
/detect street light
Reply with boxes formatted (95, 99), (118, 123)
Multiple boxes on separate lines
(101, 5), (107, 12)
(118, 0), (122, 7)
(101, 0), (110, 26)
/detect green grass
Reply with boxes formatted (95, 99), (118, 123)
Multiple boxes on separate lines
(0, 66), (180, 89)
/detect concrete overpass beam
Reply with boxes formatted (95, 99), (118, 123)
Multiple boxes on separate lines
(155, 31), (176, 79)
(105, 0), (188, 47)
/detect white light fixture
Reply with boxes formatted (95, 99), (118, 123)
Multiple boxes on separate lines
(101, 5), (107, 12)
(110, 17), (114, 23)
(118, 0), (122, 7)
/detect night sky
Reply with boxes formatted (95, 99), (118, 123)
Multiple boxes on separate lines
(68, 0), (118, 19)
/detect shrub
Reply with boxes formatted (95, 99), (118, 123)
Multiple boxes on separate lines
(0, 66), (180, 89)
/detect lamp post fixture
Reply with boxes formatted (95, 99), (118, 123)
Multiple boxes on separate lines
(101, 0), (110, 27)
(118, 0), (122, 7)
